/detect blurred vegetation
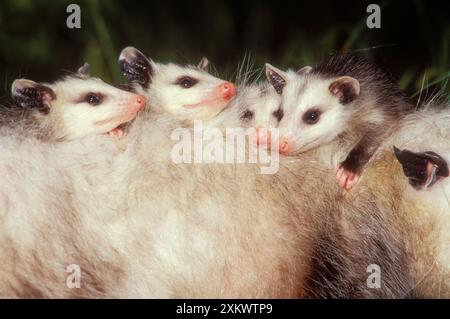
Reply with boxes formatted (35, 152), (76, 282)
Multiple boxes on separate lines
(0, 0), (449, 104)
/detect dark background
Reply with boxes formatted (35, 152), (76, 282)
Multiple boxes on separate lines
(0, 0), (449, 104)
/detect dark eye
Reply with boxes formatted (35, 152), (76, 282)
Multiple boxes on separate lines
(175, 76), (198, 88)
(241, 110), (254, 121)
(85, 93), (103, 106)
(302, 109), (322, 125)
(272, 108), (284, 122)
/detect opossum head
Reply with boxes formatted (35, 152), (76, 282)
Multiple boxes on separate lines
(235, 83), (283, 144)
(265, 63), (360, 154)
(238, 84), (283, 128)
(119, 47), (236, 121)
(11, 64), (146, 140)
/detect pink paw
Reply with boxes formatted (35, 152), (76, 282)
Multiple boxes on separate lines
(335, 166), (360, 191)
(107, 128), (126, 139)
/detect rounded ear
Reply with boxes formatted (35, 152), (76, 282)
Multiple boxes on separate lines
(297, 66), (312, 75)
(77, 63), (91, 78)
(265, 63), (287, 95)
(329, 76), (360, 105)
(198, 57), (209, 72)
(11, 79), (55, 114)
(119, 46), (153, 88)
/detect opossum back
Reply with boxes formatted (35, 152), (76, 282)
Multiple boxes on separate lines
(354, 107), (450, 298)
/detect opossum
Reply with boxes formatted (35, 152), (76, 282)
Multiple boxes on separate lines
(235, 83), (283, 143)
(0, 112), (329, 298)
(362, 108), (450, 297)
(2, 63), (146, 141)
(0, 64), (449, 299)
(266, 54), (413, 190)
(118, 47), (236, 122)
(1, 105), (450, 298)
(118, 47), (283, 142)
(233, 66), (311, 142)
(302, 107), (450, 298)
(206, 81), (283, 146)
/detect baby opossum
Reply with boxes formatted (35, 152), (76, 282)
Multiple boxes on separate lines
(4, 63), (146, 141)
(119, 47), (282, 137)
(266, 54), (413, 190)
(118, 47), (236, 122)
(236, 83), (283, 143)
(207, 81), (283, 145)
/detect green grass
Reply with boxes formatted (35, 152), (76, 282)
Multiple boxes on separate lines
(0, 0), (448, 104)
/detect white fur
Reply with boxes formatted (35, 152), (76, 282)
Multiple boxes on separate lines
(206, 82), (282, 135)
(278, 72), (353, 153)
(388, 109), (450, 287)
(238, 83), (282, 128)
(0, 112), (325, 298)
(26, 77), (143, 140)
(1, 70), (450, 298)
(133, 62), (233, 122)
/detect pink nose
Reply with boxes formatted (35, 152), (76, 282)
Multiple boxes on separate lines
(279, 138), (290, 154)
(220, 82), (236, 100)
(134, 95), (146, 110)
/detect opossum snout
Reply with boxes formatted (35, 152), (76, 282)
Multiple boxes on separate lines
(278, 137), (290, 154)
(219, 82), (236, 100)
(129, 94), (146, 111)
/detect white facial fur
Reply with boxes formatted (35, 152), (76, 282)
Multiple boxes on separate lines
(145, 63), (235, 121)
(119, 47), (236, 123)
(239, 84), (283, 129)
(40, 77), (145, 140)
(277, 72), (354, 154)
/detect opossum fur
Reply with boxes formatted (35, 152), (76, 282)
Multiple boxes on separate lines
(1, 68), (144, 141)
(0, 106), (449, 298)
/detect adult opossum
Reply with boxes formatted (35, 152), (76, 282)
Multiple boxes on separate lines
(303, 106), (450, 298)
(0, 98), (448, 298)
(0, 111), (332, 298)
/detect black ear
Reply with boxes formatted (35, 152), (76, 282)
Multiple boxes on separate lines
(329, 76), (360, 105)
(198, 57), (209, 72)
(77, 62), (91, 78)
(11, 79), (55, 114)
(394, 146), (449, 190)
(297, 66), (312, 75)
(265, 63), (287, 95)
(119, 46), (153, 89)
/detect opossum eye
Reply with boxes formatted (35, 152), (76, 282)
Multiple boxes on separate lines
(85, 93), (103, 106)
(272, 108), (284, 122)
(241, 110), (254, 121)
(175, 76), (198, 89)
(302, 109), (322, 125)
